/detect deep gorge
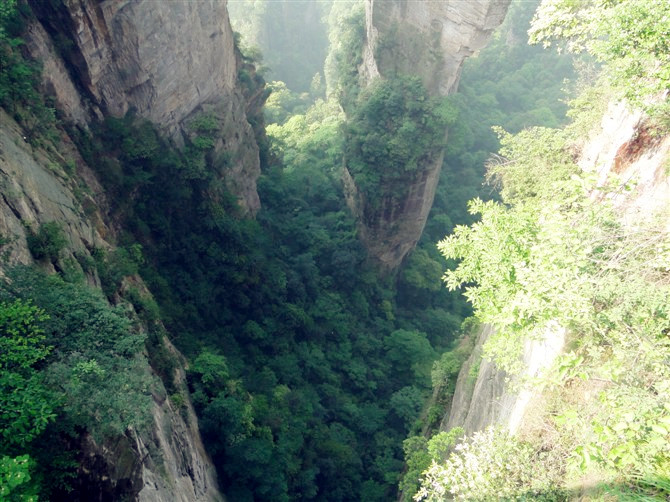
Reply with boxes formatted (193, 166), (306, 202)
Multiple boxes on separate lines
(0, 0), (668, 500)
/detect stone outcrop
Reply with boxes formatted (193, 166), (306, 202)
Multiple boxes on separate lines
(26, 0), (262, 214)
(343, 148), (446, 270)
(580, 99), (670, 227)
(345, 0), (511, 271)
(0, 110), (224, 501)
(362, 0), (512, 95)
(75, 350), (223, 502)
(0, 110), (105, 268)
(444, 324), (565, 436)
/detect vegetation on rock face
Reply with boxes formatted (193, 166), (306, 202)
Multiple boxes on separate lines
(0, 299), (53, 501)
(344, 76), (456, 208)
(26, 222), (66, 263)
(0, 0), (57, 145)
(0, 267), (156, 499)
(325, 1), (366, 108)
(416, 427), (564, 501)
(4, 0), (667, 500)
(410, 0), (670, 499)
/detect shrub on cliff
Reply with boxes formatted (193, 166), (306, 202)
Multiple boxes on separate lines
(344, 76), (456, 206)
(26, 222), (66, 263)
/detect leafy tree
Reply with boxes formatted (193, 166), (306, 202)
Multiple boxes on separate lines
(0, 267), (154, 442)
(384, 330), (436, 384)
(0, 299), (53, 449)
(0, 299), (54, 501)
(529, 0), (670, 112)
(0, 454), (37, 502)
(400, 427), (463, 501)
(436, 92), (670, 497)
(344, 76), (456, 207)
(415, 427), (563, 501)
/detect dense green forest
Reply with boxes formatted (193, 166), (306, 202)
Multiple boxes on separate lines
(1, 0), (668, 500)
(0, 0), (574, 499)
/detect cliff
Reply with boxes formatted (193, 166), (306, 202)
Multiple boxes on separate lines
(26, 0), (262, 215)
(0, 109), (224, 501)
(443, 323), (565, 435)
(0, 0), (265, 498)
(362, 0), (512, 95)
(445, 97), (670, 437)
(344, 0), (511, 271)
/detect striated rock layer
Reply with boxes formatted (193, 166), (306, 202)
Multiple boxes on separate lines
(26, 0), (261, 214)
(443, 324), (565, 435)
(363, 0), (512, 95)
(345, 0), (511, 271)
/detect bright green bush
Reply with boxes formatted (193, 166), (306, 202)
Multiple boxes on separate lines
(0, 267), (155, 442)
(415, 427), (563, 501)
(0, 299), (54, 449)
(400, 427), (464, 501)
(344, 76), (456, 206)
(0, 454), (37, 502)
(530, 0), (670, 116)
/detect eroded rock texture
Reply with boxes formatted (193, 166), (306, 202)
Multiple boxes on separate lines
(27, 0), (261, 214)
(345, 0), (511, 271)
(444, 324), (565, 436)
(363, 0), (512, 95)
(0, 76), (224, 502)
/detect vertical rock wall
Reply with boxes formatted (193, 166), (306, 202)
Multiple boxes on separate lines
(444, 324), (565, 436)
(0, 110), (225, 502)
(344, 0), (510, 271)
(2, 0), (249, 494)
(363, 0), (512, 95)
(27, 0), (262, 215)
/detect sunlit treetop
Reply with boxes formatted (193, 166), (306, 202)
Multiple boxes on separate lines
(529, 0), (670, 107)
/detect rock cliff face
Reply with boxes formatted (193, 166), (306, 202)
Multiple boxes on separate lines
(0, 110), (224, 500)
(0, 111), (105, 268)
(445, 99), (670, 436)
(580, 99), (670, 226)
(362, 0), (512, 95)
(344, 0), (510, 271)
(26, 0), (262, 214)
(444, 324), (565, 435)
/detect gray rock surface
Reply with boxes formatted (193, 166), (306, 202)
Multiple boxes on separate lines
(345, 0), (511, 271)
(363, 0), (511, 96)
(27, 0), (261, 214)
(0, 110), (224, 502)
(444, 324), (564, 435)
(0, 110), (103, 267)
